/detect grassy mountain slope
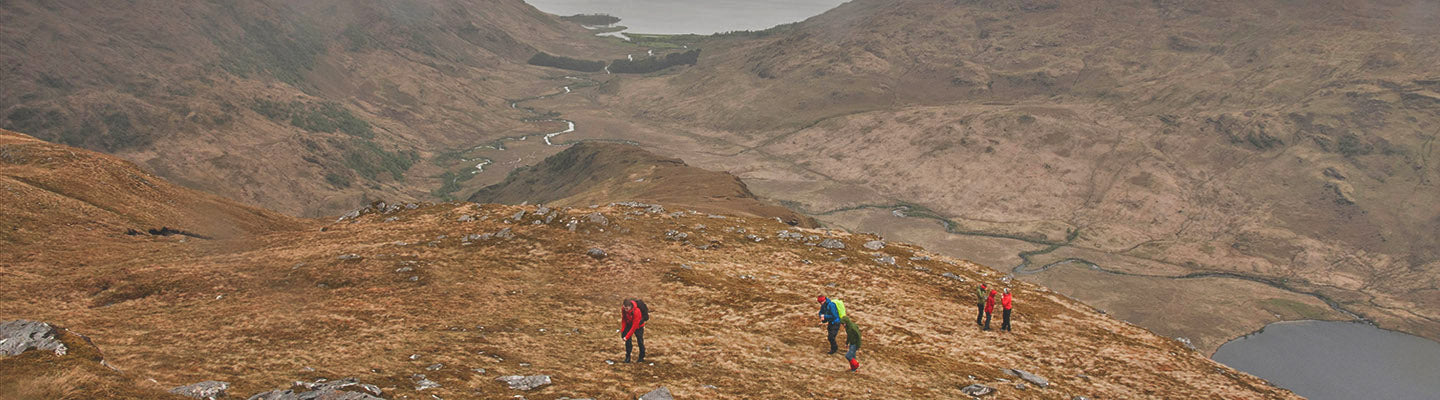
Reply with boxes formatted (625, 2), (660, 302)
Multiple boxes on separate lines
(0, 136), (1296, 399)
(469, 142), (818, 227)
(0, 0), (625, 216)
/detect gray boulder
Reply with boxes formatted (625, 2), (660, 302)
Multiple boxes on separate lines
(587, 212), (609, 225)
(457, 215), (475, 222)
(639, 386), (673, 400)
(1003, 368), (1049, 388)
(494, 228), (515, 239)
(297, 389), (382, 400)
(863, 240), (886, 250)
(819, 238), (845, 249)
(959, 384), (993, 396)
(587, 248), (608, 259)
(170, 381), (229, 399)
(249, 390), (301, 400)
(0, 320), (67, 356)
(874, 255), (896, 265)
(497, 375), (552, 391)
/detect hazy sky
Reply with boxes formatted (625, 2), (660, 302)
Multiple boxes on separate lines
(525, 0), (849, 34)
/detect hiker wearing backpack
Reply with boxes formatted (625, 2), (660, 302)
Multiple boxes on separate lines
(984, 288), (998, 331)
(1001, 288), (1013, 332)
(621, 298), (649, 363)
(975, 284), (988, 328)
(817, 295), (847, 354)
(843, 315), (862, 372)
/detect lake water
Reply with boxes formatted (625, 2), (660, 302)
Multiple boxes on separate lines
(524, 0), (850, 34)
(1211, 320), (1440, 400)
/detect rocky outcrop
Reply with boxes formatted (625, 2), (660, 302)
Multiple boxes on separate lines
(960, 384), (994, 396)
(639, 386), (673, 400)
(497, 374), (552, 391)
(0, 320), (68, 356)
(1003, 368), (1050, 388)
(246, 377), (385, 400)
(170, 381), (229, 399)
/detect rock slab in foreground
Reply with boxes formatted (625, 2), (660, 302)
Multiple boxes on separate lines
(0, 320), (68, 356)
(170, 381), (229, 399)
(960, 383), (994, 396)
(639, 386), (673, 400)
(497, 375), (552, 391)
(1003, 368), (1050, 388)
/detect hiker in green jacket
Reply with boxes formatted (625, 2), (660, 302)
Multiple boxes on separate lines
(843, 316), (862, 372)
(974, 284), (988, 328)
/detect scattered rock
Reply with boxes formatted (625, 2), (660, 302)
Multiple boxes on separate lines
(863, 240), (886, 250)
(457, 215), (475, 222)
(587, 248), (608, 259)
(413, 374), (440, 391)
(0, 320), (67, 356)
(1003, 368), (1050, 388)
(512, 210), (526, 221)
(777, 230), (804, 240)
(960, 384), (994, 396)
(395, 267), (414, 273)
(1325, 181), (1357, 205)
(1175, 337), (1195, 350)
(874, 254), (896, 265)
(639, 386), (673, 400)
(170, 381), (229, 399)
(664, 230), (688, 241)
(819, 238), (845, 249)
(496, 375), (552, 391)
(338, 254), (362, 261)
(587, 212), (609, 225)
(427, 363), (444, 371)
(494, 228), (515, 240)
(1323, 166), (1347, 180)
(745, 234), (763, 242)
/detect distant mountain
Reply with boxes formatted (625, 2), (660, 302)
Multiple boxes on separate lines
(0, 0), (621, 216)
(470, 142), (817, 227)
(600, 0), (1440, 350)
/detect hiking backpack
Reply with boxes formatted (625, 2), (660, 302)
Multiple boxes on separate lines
(635, 299), (650, 323)
(833, 299), (847, 319)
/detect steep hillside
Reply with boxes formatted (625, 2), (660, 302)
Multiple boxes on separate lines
(469, 142), (817, 227)
(0, 0), (626, 216)
(0, 129), (301, 244)
(587, 0), (1440, 351)
(0, 137), (1297, 399)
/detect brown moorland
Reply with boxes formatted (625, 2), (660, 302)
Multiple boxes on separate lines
(469, 142), (817, 227)
(0, 131), (1298, 399)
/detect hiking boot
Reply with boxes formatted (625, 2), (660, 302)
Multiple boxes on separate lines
(623, 357), (631, 363)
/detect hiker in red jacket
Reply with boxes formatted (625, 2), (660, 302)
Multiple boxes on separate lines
(621, 298), (649, 363)
(984, 289), (997, 331)
(1001, 288), (1013, 332)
